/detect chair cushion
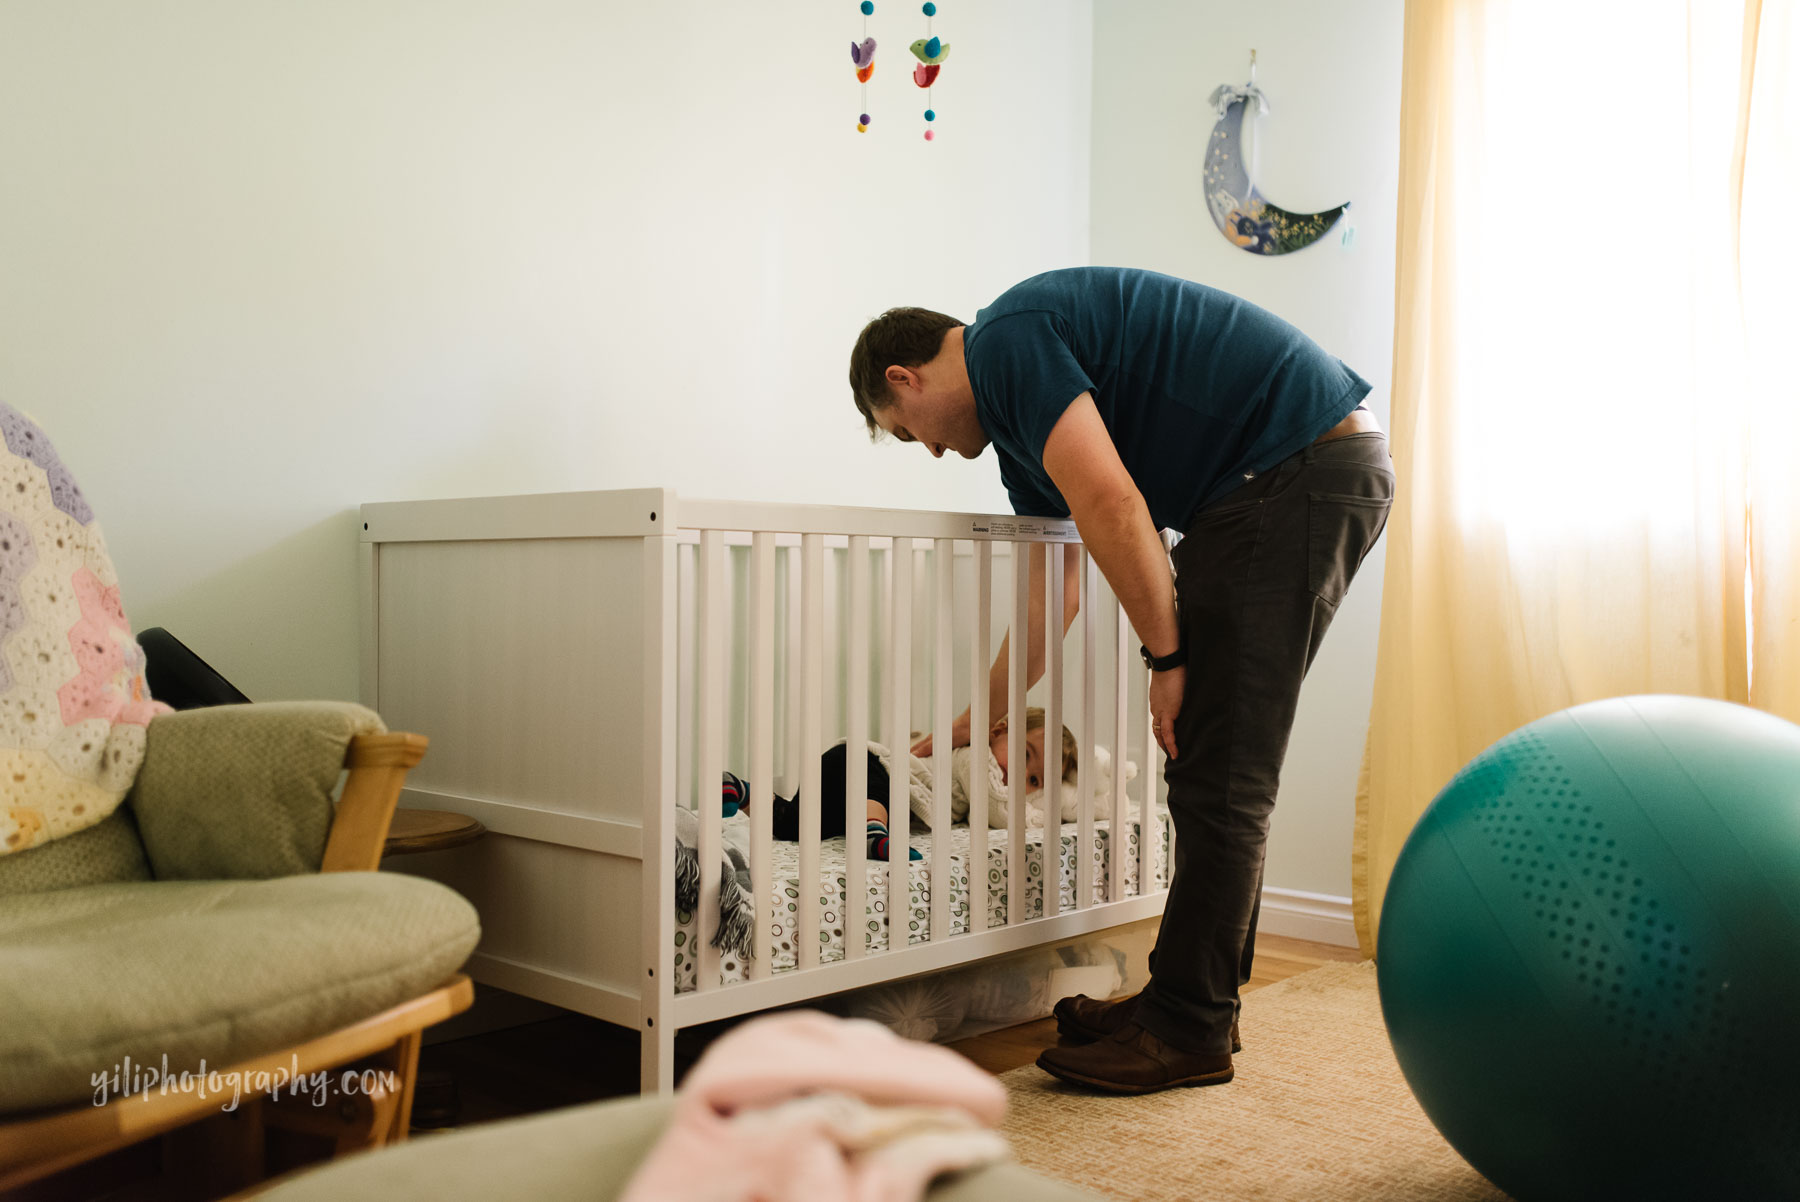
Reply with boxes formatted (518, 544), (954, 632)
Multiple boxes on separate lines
(0, 871), (479, 1112)
(0, 806), (151, 898)
(248, 1093), (1106, 1202)
(131, 702), (387, 881)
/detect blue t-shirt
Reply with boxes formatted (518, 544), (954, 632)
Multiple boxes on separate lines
(963, 267), (1371, 530)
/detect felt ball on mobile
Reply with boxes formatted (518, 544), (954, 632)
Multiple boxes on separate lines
(923, 2), (936, 13)
(860, 113), (870, 124)
(861, 1), (873, 13)
(925, 108), (935, 121)
(924, 130), (934, 141)
(909, 37), (949, 64)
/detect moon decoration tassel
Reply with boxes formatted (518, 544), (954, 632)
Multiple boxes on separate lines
(852, 2), (876, 133)
(1202, 54), (1350, 255)
(911, 3), (947, 141)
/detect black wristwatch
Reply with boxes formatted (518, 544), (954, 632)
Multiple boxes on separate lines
(1140, 643), (1187, 672)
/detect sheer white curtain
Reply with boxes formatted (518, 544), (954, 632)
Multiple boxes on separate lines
(1355, 0), (1797, 952)
(1744, 1), (1800, 719)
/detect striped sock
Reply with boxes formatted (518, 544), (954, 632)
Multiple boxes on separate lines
(721, 771), (747, 817)
(867, 820), (922, 862)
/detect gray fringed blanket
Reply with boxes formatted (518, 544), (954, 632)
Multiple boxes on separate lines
(673, 807), (756, 963)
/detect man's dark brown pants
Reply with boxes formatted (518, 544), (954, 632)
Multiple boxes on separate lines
(1134, 430), (1394, 1055)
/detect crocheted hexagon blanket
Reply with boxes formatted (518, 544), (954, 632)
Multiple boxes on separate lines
(0, 403), (169, 856)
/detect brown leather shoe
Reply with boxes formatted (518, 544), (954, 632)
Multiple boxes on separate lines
(1052, 992), (1139, 1043)
(1053, 993), (1241, 1053)
(1036, 1022), (1234, 1095)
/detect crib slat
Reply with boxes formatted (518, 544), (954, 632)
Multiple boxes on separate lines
(1142, 620), (1160, 897)
(1158, 534), (1174, 886)
(697, 529), (726, 989)
(845, 535), (870, 961)
(887, 537), (913, 949)
(930, 539), (954, 943)
(968, 541), (992, 936)
(748, 532), (776, 980)
(799, 534), (824, 971)
(784, 547), (802, 798)
(1044, 543), (1064, 918)
(1077, 548), (1096, 910)
(1008, 544), (1029, 927)
(1112, 592), (1130, 901)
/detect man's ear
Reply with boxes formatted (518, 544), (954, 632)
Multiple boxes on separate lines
(885, 364), (919, 392)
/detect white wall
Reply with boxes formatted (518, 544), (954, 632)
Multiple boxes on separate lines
(1090, 0), (1405, 899)
(0, 0), (1092, 702)
(1, 0), (1403, 903)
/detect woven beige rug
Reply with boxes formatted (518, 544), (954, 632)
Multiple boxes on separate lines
(999, 961), (1513, 1201)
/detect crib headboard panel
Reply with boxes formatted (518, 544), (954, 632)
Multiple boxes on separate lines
(371, 536), (652, 822)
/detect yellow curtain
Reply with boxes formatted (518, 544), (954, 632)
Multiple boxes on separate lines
(1354, 0), (1795, 955)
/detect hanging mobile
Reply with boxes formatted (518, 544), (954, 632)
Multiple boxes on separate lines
(852, 1), (877, 133)
(911, 2), (948, 140)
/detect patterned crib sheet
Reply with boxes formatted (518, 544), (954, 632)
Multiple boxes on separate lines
(674, 813), (1170, 993)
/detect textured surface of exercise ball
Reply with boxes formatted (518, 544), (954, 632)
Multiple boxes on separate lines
(1377, 695), (1800, 1201)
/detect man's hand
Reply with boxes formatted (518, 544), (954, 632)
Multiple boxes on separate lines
(1150, 666), (1184, 761)
(912, 711), (973, 760)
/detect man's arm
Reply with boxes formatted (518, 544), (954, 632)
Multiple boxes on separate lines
(916, 542), (1079, 755)
(1040, 392), (1184, 759)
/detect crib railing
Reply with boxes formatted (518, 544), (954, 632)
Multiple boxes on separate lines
(673, 499), (1171, 1004)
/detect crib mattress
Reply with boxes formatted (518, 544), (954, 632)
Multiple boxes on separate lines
(674, 813), (1170, 993)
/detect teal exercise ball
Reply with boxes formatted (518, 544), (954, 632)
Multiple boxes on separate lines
(1377, 695), (1800, 1201)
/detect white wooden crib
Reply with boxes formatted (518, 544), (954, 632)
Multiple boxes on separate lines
(359, 488), (1171, 1091)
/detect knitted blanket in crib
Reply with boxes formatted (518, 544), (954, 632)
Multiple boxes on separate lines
(0, 403), (169, 856)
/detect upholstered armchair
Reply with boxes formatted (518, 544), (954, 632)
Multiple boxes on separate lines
(0, 701), (480, 1194)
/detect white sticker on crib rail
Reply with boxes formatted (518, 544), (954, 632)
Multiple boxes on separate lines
(971, 516), (1077, 539)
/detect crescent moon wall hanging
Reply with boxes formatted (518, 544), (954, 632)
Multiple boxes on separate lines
(1203, 51), (1352, 255)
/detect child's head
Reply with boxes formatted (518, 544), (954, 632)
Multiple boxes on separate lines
(988, 707), (1078, 794)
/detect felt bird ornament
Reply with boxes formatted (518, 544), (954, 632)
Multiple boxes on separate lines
(909, 36), (949, 64)
(912, 62), (941, 88)
(851, 38), (876, 84)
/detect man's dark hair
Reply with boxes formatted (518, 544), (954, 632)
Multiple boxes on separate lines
(848, 307), (963, 439)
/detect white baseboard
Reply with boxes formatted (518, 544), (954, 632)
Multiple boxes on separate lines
(1258, 886), (1358, 948)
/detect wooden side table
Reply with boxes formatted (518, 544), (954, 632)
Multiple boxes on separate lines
(380, 809), (486, 1134)
(382, 809), (486, 857)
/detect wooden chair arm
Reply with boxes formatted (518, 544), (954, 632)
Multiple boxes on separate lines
(320, 733), (429, 873)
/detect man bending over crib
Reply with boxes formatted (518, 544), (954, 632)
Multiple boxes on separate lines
(847, 267), (1392, 1096)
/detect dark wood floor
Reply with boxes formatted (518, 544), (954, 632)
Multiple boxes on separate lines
(414, 931), (1365, 1128)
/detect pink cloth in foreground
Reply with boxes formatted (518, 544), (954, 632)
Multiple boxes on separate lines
(618, 1011), (1010, 1202)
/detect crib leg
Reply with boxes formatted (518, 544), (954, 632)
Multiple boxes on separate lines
(641, 1012), (676, 1095)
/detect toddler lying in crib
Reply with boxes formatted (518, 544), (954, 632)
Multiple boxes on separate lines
(719, 708), (1078, 861)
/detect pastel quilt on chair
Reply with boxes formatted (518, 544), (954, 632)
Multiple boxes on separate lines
(0, 403), (168, 855)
